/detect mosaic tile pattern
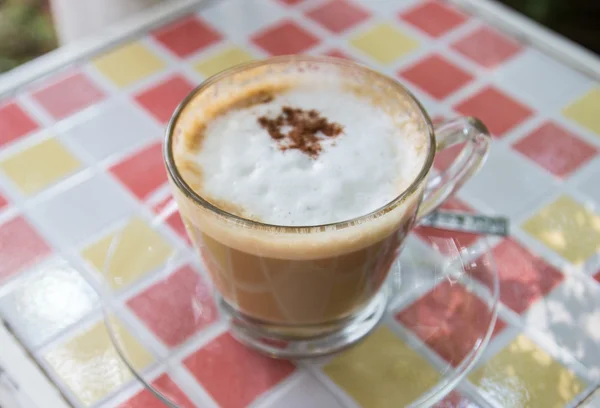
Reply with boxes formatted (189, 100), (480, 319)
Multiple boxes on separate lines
(81, 217), (174, 289)
(30, 71), (105, 120)
(0, 101), (39, 147)
(0, 137), (82, 196)
(0, 0), (599, 407)
(43, 319), (154, 406)
(469, 334), (587, 407)
(324, 327), (440, 407)
(184, 332), (296, 407)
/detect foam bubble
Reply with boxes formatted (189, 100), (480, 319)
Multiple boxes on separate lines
(186, 84), (426, 226)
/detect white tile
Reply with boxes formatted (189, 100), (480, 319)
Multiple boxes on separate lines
(261, 373), (345, 408)
(525, 275), (600, 379)
(354, 0), (419, 15)
(28, 173), (135, 247)
(0, 258), (97, 348)
(576, 158), (600, 207)
(61, 100), (159, 162)
(460, 144), (557, 219)
(496, 48), (594, 111)
(393, 237), (447, 300)
(200, 0), (288, 42)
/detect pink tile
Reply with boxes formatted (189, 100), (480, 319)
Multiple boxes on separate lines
(120, 374), (194, 408)
(153, 16), (222, 58)
(0, 193), (7, 211)
(433, 143), (464, 171)
(31, 72), (105, 119)
(454, 86), (533, 138)
(414, 198), (479, 255)
(0, 102), (39, 148)
(452, 26), (522, 68)
(134, 75), (195, 124)
(278, 0), (304, 5)
(512, 122), (598, 178)
(110, 142), (168, 201)
(434, 391), (481, 407)
(152, 196), (191, 245)
(322, 49), (354, 60)
(471, 239), (564, 314)
(396, 280), (505, 366)
(400, 54), (473, 100)
(306, 0), (370, 34)
(0, 216), (51, 283)
(432, 115), (471, 173)
(252, 20), (320, 56)
(400, 1), (468, 38)
(184, 332), (295, 407)
(128, 265), (217, 347)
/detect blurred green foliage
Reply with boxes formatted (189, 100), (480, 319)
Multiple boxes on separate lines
(0, 0), (57, 73)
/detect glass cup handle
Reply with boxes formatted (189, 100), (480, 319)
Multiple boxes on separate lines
(417, 117), (491, 220)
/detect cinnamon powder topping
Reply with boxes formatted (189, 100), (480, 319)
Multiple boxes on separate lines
(258, 106), (344, 158)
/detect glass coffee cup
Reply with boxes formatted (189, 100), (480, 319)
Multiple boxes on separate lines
(164, 56), (491, 358)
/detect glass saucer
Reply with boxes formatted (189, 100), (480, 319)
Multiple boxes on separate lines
(98, 201), (499, 408)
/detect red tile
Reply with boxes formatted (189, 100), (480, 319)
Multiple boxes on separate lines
(431, 115), (468, 171)
(434, 142), (464, 171)
(435, 391), (481, 407)
(452, 26), (522, 68)
(396, 280), (505, 367)
(414, 198), (479, 255)
(0, 216), (51, 283)
(31, 72), (105, 119)
(0, 102), (39, 148)
(306, 0), (370, 34)
(135, 75), (195, 124)
(400, 1), (468, 38)
(512, 122), (598, 178)
(594, 271), (600, 284)
(120, 373), (194, 408)
(278, 0), (304, 5)
(323, 49), (354, 60)
(153, 16), (222, 58)
(400, 54), (473, 100)
(153, 196), (191, 245)
(454, 86), (533, 138)
(252, 20), (320, 56)
(128, 265), (217, 347)
(471, 239), (564, 314)
(0, 193), (7, 211)
(184, 332), (295, 408)
(110, 142), (168, 201)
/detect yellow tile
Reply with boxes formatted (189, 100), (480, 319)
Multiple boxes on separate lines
(82, 217), (174, 289)
(324, 327), (439, 407)
(92, 42), (166, 88)
(350, 23), (419, 64)
(193, 46), (254, 78)
(44, 319), (153, 406)
(470, 334), (585, 408)
(0, 138), (81, 195)
(563, 88), (600, 136)
(522, 195), (600, 264)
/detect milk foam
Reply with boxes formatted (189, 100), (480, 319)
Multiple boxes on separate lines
(189, 85), (426, 226)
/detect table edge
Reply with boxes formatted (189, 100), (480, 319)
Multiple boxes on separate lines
(0, 0), (209, 98)
(1, 0), (600, 99)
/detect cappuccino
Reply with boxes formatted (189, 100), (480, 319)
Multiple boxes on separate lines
(165, 57), (491, 357)
(169, 62), (430, 327)
(175, 74), (427, 226)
